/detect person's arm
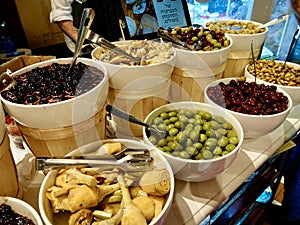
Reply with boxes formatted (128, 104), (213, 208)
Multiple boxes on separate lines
(50, 0), (78, 42)
(57, 20), (78, 43)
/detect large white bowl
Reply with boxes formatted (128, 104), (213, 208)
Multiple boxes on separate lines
(174, 35), (233, 72)
(38, 139), (175, 225)
(143, 102), (244, 182)
(204, 78), (293, 139)
(0, 58), (109, 129)
(0, 196), (43, 225)
(207, 19), (268, 52)
(245, 60), (300, 105)
(92, 40), (176, 91)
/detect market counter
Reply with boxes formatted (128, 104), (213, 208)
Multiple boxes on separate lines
(15, 104), (300, 225)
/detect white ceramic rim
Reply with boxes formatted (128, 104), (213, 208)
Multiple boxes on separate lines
(0, 58), (108, 109)
(245, 60), (300, 90)
(204, 77), (294, 118)
(206, 19), (269, 36)
(0, 196), (43, 225)
(38, 138), (175, 225)
(92, 40), (176, 68)
(143, 101), (244, 164)
(174, 35), (233, 54)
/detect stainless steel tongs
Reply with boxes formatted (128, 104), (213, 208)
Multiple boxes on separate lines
(36, 148), (153, 170)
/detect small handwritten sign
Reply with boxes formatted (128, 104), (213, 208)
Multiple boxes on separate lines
(153, 0), (189, 29)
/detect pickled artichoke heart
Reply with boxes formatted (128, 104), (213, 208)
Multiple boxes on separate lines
(132, 196), (155, 222)
(68, 209), (93, 225)
(46, 168), (120, 213)
(139, 168), (171, 196)
(117, 175), (147, 225)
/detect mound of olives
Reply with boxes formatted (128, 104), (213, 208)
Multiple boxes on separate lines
(247, 60), (300, 87)
(167, 26), (230, 51)
(206, 21), (266, 34)
(147, 109), (239, 160)
(1, 62), (104, 105)
(206, 79), (289, 115)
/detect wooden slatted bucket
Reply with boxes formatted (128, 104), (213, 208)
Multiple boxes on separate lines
(108, 80), (170, 137)
(170, 40), (232, 102)
(0, 102), (22, 198)
(16, 105), (107, 157)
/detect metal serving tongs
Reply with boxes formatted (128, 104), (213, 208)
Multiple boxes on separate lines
(256, 14), (289, 30)
(85, 29), (142, 65)
(36, 148), (153, 170)
(66, 8), (95, 76)
(106, 104), (166, 138)
(157, 27), (194, 51)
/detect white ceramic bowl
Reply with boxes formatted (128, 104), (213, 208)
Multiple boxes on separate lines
(0, 58), (109, 129)
(143, 102), (244, 182)
(245, 60), (300, 105)
(0, 196), (43, 225)
(174, 35), (233, 72)
(206, 19), (268, 52)
(92, 40), (176, 91)
(39, 139), (175, 225)
(204, 78), (293, 139)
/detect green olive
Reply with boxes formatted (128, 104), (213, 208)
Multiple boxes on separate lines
(189, 130), (200, 141)
(179, 151), (190, 159)
(186, 146), (198, 155)
(213, 146), (223, 155)
(229, 136), (239, 145)
(158, 123), (167, 131)
(217, 136), (229, 147)
(176, 131), (188, 143)
(168, 111), (177, 117)
(202, 150), (213, 159)
(158, 138), (167, 147)
(225, 143), (236, 152)
(160, 112), (169, 120)
(170, 116), (179, 123)
(153, 117), (163, 125)
(199, 133), (207, 143)
(148, 135), (157, 145)
(193, 142), (203, 150)
(169, 127), (179, 136)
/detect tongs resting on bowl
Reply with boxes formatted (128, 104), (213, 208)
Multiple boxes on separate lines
(85, 29), (142, 64)
(36, 148), (153, 170)
(157, 27), (194, 51)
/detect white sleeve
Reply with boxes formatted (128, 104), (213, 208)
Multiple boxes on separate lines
(50, 0), (74, 23)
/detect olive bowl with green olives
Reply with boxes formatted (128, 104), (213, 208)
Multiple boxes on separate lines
(142, 101), (244, 182)
(204, 77), (293, 139)
(206, 19), (268, 53)
(245, 60), (300, 105)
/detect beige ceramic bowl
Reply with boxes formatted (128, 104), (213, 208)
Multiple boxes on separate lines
(92, 40), (176, 91)
(143, 102), (244, 182)
(245, 60), (300, 105)
(39, 139), (175, 225)
(204, 78), (293, 139)
(0, 58), (109, 129)
(0, 196), (43, 225)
